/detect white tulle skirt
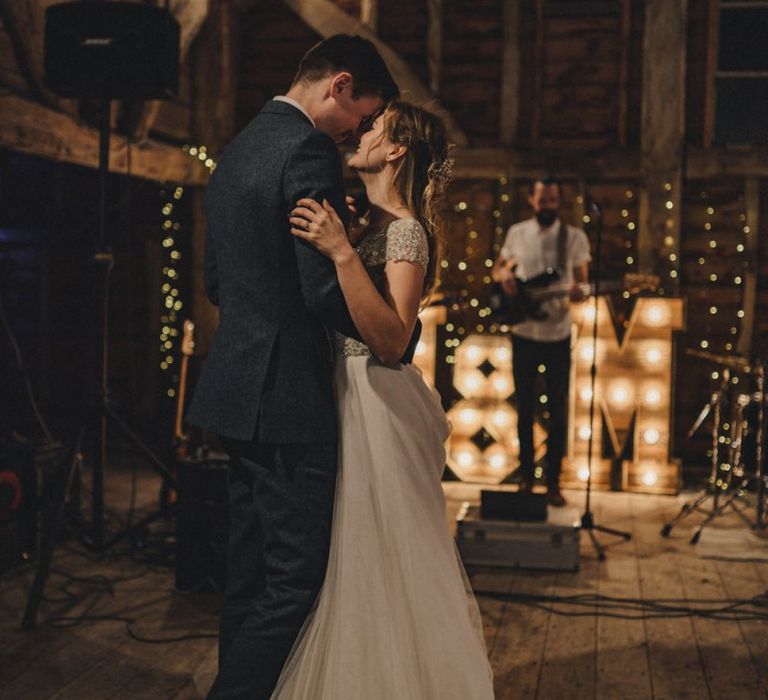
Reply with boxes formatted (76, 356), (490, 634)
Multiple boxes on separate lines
(271, 356), (494, 699)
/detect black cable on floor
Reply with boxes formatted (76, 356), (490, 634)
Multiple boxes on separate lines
(473, 588), (768, 621)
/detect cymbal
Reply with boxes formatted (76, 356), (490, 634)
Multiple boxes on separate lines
(685, 348), (753, 372)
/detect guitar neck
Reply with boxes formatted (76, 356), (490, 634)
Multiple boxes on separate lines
(174, 356), (189, 441)
(528, 279), (626, 301)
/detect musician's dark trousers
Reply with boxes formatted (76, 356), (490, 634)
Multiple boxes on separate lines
(512, 334), (571, 490)
(207, 439), (337, 700)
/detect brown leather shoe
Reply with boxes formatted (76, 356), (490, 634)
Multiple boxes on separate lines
(546, 488), (566, 507)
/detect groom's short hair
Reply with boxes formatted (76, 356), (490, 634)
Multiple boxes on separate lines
(293, 35), (399, 102)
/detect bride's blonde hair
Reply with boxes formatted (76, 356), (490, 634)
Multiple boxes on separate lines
(381, 101), (452, 301)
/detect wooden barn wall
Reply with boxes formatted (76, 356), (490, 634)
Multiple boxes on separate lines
(517, 0), (644, 150)
(439, 0), (503, 146)
(379, 0), (431, 88)
(237, 3), (322, 132)
(685, 0), (715, 146)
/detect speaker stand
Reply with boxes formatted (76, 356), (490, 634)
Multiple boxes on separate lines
(22, 100), (177, 629)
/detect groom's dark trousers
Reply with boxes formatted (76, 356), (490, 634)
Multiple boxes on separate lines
(187, 101), (418, 699)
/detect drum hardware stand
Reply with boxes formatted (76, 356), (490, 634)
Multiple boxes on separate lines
(661, 369), (732, 541)
(685, 360), (767, 540)
(661, 358), (767, 543)
(757, 359), (768, 530)
(579, 203), (631, 560)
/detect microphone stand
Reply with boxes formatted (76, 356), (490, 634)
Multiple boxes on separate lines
(580, 202), (632, 560)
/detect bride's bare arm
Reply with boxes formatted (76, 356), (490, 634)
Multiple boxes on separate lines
(290, 198), (423, 366)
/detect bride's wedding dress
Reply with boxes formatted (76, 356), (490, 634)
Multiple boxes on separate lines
(271, 218), (494, 699)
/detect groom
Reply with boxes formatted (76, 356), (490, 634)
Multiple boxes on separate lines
(187, 36), (415, 699)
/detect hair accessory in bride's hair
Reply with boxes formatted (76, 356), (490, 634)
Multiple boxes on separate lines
(429, 143), (454, 186)
(432, 155), (454, 184)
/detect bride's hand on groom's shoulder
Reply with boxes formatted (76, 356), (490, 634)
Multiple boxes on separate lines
(290, 198), (354, 264)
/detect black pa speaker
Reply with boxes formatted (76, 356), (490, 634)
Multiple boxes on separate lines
(44, 1), (180, 99)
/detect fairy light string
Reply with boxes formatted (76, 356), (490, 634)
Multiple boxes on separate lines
(157, 145), (216, 401)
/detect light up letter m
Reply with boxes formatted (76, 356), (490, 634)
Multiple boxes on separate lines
(565, 297), (684, 494)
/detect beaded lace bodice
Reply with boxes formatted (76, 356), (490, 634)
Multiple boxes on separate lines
(335, 217), (428, 358)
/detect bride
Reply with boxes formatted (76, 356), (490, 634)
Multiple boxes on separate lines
(277, 101), (494, 699)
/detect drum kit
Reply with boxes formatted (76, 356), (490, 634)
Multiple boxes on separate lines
(661, 349), (768, 543)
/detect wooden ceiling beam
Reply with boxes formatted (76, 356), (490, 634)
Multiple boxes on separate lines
(451, 147), (642, 180)
(452, 145), (768, 181)
(360, 0), (378, 31)
(0, 94), (209, 185)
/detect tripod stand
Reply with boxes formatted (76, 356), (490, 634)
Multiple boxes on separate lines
(661, 357), (768, 542)
(580, 203), (632, 560)
(22, 99), (177, 628)
(661, 367), (732, 542)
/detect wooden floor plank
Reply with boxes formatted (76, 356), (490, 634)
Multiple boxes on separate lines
(677, 550), (764, 699)
(535, 497), (604, 700)
(106, 637), (216, 700)
(596, 493), (653, 699)
(3, 486), (768, 699)
(715, 558), (768, 697)
(631, 494), (712, 700)
(489, 570), (557, 700)
(1, 621), (130, 699)
(470, 568), (513, 658)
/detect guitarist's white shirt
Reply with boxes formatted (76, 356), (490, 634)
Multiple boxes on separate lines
(500, 217), (591, 342)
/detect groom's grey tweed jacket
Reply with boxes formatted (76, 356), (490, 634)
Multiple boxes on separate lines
(187, 100), (419, 444)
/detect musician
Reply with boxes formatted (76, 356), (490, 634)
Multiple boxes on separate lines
(491, 176), (590, 506)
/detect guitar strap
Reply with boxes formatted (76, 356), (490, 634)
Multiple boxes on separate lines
(556, 220), (568, 275)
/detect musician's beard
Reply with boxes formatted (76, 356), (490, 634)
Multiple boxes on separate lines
(535, 210), (558, 227)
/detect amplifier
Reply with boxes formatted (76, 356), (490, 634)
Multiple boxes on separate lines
(456, 502), (580, 572)
(175, 457), (229, 592)
(480, 489), (548, 521)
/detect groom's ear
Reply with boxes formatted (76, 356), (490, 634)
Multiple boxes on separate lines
(330, 72), (354, 96)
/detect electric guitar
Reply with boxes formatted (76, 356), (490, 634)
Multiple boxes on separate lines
(174, 319), (195, 459)
(489, 270), (660, 325)
(160, 320), (195, 509)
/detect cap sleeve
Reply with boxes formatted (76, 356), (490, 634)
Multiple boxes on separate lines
(384, 218), (429, 267)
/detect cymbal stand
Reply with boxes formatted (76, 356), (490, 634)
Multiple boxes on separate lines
(687, 360), (768, 540)
(661, 369), (731, 541)
(757, 360), (768, 529)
